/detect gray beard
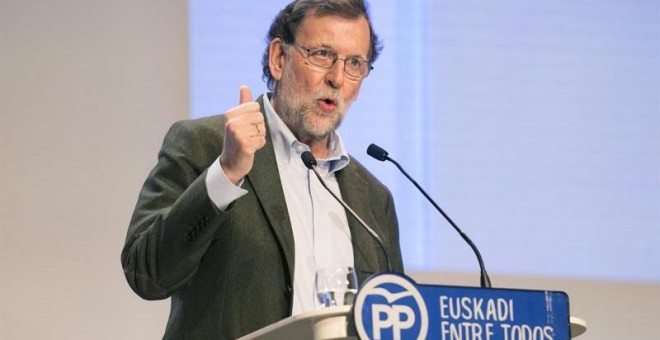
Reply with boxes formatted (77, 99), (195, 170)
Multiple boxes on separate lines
(278, 99), (345, 142)
(273, 62), (354, 143)
(275, 89), (347, 143)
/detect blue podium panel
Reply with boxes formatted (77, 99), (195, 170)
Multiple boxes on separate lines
(354, 273), (570, 340)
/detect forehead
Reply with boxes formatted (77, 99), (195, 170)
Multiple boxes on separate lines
(295, 14), (371, 56)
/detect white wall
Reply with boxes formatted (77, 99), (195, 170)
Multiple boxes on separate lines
(1, 1), (658, 339)
(1, 0), (185, 338)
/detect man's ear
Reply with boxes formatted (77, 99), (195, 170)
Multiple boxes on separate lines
(268, 38), (285, 81)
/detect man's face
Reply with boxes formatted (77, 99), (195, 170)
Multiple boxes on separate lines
(272, 14), (371, 141)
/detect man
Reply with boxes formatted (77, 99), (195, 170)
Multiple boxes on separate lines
(121, 0), (403, 338)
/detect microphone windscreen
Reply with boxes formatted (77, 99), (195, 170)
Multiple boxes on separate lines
(300, 151), (317, 169)
(367, 143), (388, 161)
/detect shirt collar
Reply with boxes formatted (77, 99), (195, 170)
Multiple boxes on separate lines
(263, 93), (350, 173)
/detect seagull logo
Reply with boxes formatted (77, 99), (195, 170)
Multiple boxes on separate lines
(370, 288), (415, 303)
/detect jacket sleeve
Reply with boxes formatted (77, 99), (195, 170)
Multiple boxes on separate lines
(120, 119), (226, 300)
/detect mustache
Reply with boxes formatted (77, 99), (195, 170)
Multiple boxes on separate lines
(314, 90), (343, 106)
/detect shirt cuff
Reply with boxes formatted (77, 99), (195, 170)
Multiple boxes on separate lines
(205, 158), (248, 211)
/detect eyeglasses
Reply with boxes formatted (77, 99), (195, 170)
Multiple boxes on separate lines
(288, 42), (373, 79)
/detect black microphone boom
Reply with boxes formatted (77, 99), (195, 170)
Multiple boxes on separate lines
(367, 143), (492, 288)
(300, 151), (393, 272)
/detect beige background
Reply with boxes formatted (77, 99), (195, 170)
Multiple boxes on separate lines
(1, 0), (658, 339)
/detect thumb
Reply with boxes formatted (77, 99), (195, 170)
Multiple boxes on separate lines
(239, 85), (253, 104)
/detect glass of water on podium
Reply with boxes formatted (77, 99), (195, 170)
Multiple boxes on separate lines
(315, 266), (358, 308)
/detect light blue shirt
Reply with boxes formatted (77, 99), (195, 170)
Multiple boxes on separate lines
(205, 93), (353, 315)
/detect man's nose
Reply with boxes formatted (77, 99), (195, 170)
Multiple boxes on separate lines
(324, 60), (345, 89)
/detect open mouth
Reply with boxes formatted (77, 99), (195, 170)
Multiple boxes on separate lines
(318, 98), (337, 112)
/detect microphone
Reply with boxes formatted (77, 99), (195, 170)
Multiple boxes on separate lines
(300, 151), (393, 272)
(367, 144), (492, 288)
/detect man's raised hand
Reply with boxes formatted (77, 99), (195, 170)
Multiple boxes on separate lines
(219, 86), (266, 185)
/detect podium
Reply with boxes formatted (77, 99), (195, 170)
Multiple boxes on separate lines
(239, 307), (586, 339)
(238, 306), (356, 340)
(239, 273), (588, 339)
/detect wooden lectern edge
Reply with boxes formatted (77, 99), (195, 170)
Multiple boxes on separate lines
(238, 306), (352, 339)
(570, 316), (587, 338)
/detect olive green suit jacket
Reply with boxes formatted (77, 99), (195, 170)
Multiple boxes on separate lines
(121, 96), (404, 339)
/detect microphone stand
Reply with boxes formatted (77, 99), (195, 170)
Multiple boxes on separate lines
(368, 144), (491, 288)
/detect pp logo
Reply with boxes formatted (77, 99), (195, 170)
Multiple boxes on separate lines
(354, 273), (428, 339)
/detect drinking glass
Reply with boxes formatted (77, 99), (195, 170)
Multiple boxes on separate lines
(315, 266), (358, 308)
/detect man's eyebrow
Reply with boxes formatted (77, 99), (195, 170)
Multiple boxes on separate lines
(317, 43), (367, 60)
(317, 43), (335, 51)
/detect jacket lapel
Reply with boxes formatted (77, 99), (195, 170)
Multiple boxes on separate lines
(245, 95), (295, 286)
(336, 163), (382, 283)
